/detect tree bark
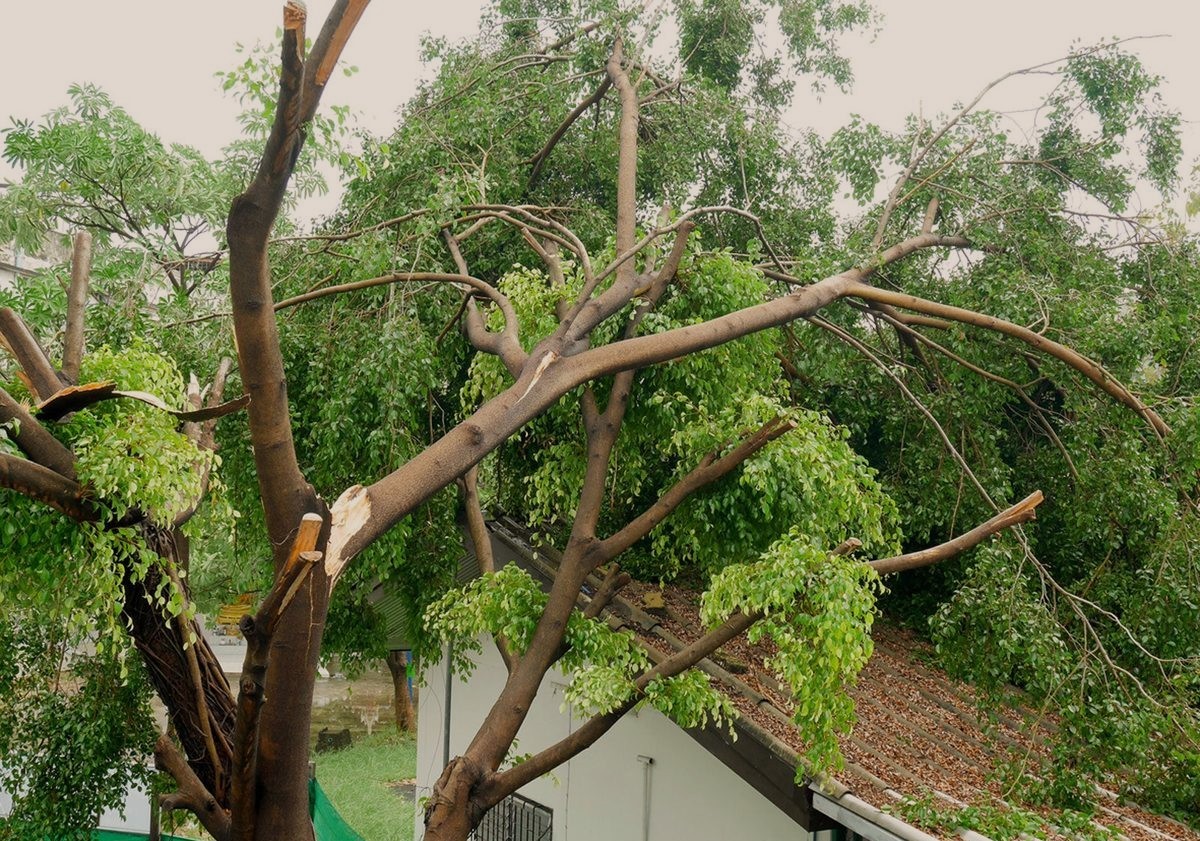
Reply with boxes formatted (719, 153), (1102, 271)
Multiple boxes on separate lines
(127, 525), (236, 803)
(385, 650), (416, 733)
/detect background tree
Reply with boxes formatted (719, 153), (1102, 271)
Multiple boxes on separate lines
(0, 2), (1197, 840)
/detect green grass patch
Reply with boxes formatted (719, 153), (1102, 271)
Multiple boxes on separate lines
(314, 731), (418, 841)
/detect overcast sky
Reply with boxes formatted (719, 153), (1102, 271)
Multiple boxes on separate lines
(3, 1), (1198, 223)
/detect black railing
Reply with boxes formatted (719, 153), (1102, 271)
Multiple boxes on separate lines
(473, 792), (552, 841)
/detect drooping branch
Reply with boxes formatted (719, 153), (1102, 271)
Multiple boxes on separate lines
(334, 236), (976, 576)
(270, 209), (429, 246)
(274, 271), (518, 325)
(810, 314), (998, 509)
(869, 490), (1044, 574)
(165, 562), (225, 802)
(856, 303), (1080, 483)
(845, 280), (1169, 437)
(482, 487), (1046, 804)
(528, 76), (612, 188)
(61, 230), (92, 382)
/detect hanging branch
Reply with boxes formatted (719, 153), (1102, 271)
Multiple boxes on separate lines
(165, 563), (225, 802)
(855, 303), (1080, 483)
(329, 233), (979, 580)
(844, 280), (1169, 437)
(480, 490), (1044, 805)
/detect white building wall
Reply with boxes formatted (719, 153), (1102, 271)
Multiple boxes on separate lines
(417, 641), (807, 841)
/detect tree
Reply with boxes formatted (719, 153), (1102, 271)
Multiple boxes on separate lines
(1, 2), (1197, 840)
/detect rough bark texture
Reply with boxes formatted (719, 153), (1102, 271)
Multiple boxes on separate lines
(386, 651), (417, 733)
(125, 526), (236, 804)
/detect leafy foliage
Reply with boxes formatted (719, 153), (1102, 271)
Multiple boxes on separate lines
(0, 617), (157, 841)
(703, 534), (884, 772)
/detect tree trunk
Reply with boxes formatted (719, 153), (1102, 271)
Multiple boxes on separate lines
(424, 757), (488, 841)
(385, 650), (416, 733)
(245, 572), (331, 839)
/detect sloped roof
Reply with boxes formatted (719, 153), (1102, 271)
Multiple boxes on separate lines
(487, 518), (1200, 841)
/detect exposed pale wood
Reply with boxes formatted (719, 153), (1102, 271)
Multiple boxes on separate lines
(35, 381), (249, 422)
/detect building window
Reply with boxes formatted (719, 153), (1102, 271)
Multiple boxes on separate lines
(473, 792), (552, 841)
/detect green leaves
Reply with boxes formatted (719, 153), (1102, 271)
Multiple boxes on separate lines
(0, 614), (157, 840)
(703, 533), (884, 773)
(68, 343), (211, 526)
(1, 83), (232, 259)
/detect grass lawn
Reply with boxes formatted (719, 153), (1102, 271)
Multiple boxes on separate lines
(314, 731), (418, 841)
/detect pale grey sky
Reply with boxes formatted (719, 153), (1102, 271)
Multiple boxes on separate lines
(2, 1), (1198, 222)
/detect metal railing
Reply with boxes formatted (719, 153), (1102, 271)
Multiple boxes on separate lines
(472, 792), (552, 841)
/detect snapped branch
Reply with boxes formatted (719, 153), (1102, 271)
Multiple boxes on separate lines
(869, 490), (1044, 574)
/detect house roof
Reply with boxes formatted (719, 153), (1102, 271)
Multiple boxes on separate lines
(486, 518), (1200, 841)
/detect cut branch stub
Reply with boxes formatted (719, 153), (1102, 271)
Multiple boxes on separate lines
(0, 307), (66, 401)
(62, 230), (93, 383)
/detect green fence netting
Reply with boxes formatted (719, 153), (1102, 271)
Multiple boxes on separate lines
(310, 778), (364, 841)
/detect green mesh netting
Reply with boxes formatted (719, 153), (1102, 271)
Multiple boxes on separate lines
(310, 779), (364, 841)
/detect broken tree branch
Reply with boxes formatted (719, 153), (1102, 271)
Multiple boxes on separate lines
(0, 452), (93, 521)
(0, 385), (76, 479)
(528, 76), (612, 188)
(870, 490), (1044, 575)
(228, 512), (323, 841)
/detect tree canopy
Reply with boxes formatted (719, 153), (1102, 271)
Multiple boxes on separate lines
(1, 1), (1198, 840)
